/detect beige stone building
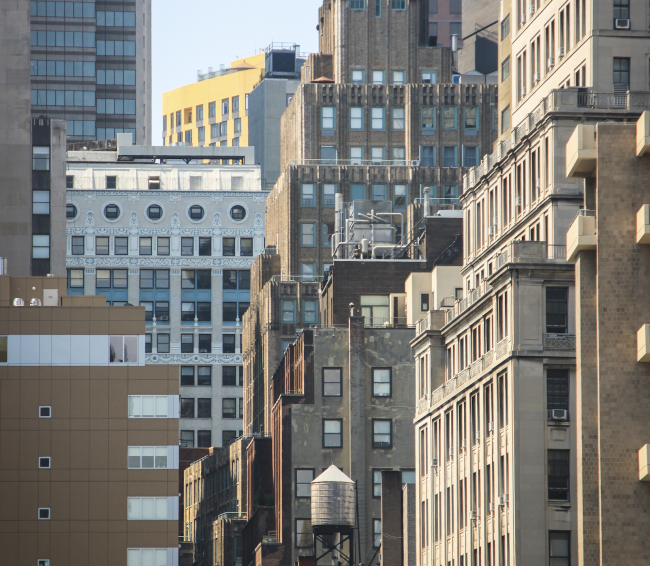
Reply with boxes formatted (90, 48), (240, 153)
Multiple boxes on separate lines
(0, 274), (180, 566)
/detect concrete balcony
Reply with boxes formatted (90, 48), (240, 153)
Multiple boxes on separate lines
(637, 324), (650, 362)
(566, 124), (597, 178)
(636, 204), (650, 244)
(544, 333), (576, 350)
(637, 111), (650, 156)
(640, 444), (650, 481)
(567, 210), (597, 262)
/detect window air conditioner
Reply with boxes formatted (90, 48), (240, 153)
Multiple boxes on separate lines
(498, 494), (509, 506)
(490, 502), (495, 511)
(557, 46), (565, 58)
(614, 18), (630, 29)
(488, 226), (495, 236)
(529, 4), (535, 14)
(411, 160), (421, 166)
(470, 510), (478, 520)
(521, 86), (527, 97)
(520, 14), (526, 24)
(534, 72), (540, 82)
(548, 57), (555, 68)
(515, 196), (522, 206)
(475, 431), (480, 441)
(550, 408), (569, 420)
(199, 348), (209, 353)
(431, 458), (438, 468)
(488, 421), (494, 433)
(159, 315), (169, 321)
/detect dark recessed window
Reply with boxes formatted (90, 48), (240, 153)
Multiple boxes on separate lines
(147, 204), (162, 220)
(104, 204), (119, 219)
(66, 203), (77, 219)
(189, 205), (205, 220)
(230, 205), (246, 221)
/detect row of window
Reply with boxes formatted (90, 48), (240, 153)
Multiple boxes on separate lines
(144, 333), (240, 354)
(349, 68), (437, 85)
(31, 1), (95, 17)
(180, 397), (243, 419)
(168, 96), (246, 130)
(31, 60), (95, 77)
(68, 201), (246, 222)
(180, 365), (243, 387)
(321, 418), (393, 448)
(31, 90), (95, 107)
(97, 98), (137, 115)
(74, 268), (249, 290)
(96, 10), (136, 26)
(68, 235), (254, 257)
(351, 0), (407, 10)
(96, 69), (136, 85)
(209, 119), (241, 139)
(97, 128), (135, 141)
(317, 144), (480, 167)
(96, 40), (136, 56)
(30, 30), (95, 47)
(321, 105), (480, 132)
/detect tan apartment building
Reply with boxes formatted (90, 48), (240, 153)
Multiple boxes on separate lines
(563, 114), (650, 565)
(0, 274), (180, 566)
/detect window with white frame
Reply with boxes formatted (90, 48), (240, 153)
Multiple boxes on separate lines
(110, 336), (138, 363)
(323, 419), (342, 447)
(127, 497), (172, 520)
(421, 70), (437, 84)
(372, 70), (385, 84)
(373, 419), (392, 448)
(126, 549), (169, 566)
(128, 395), (169, 418)
(372, 368), (392, 396)
(350, 107), (364, 130)
(371, 107), (385, 129)
(321, 107), (336, 130)
(128, 446), (169, 469)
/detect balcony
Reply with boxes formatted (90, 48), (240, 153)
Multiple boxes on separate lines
(566, 124), (597, 178)
(416, 310), (446, 335)
(364, 317), (413, 329)
(567, 210), (597, 262)
(544, 333), (576, 350)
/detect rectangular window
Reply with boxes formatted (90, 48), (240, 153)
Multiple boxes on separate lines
(240, 238), (253, 256)
(32, 147), (50, 171)
(68, 268), (84, 288)
(421, 70), (437, 84)
(420, 146), (436, 166)
(392, 107), (405, 130)
(371, 147), (385, 165)
(373, 470), (382, 497)
(223, 398), (237, 418)
(613, 0), (629, 20)
(127, 446), (169, 469)
(110, 336), (138, 364)
(155, 334), (169, 353)
(394, 184), (407, 207)
(323, 419), (342, 447)
(442, 106), (457, 129)
(323, 368), (342, 396)
(301, 223), (316, 246)
(181, 237), (194, 256)
(373, 419), (392, 448)
(547, 369), (569, 414)
(501, 14), (510, 40)
(301, 183), (315, 206)
(392, 70), (405, 84)
(209, 102), (216, 118)
(139, 237), (152, 256)
(351, 69), (365, 83)
(223, 366), (237, 386)
(197, 430), (211, 447)
(463, 146), (479, 167)
(223, 334), (236, 353)
(127, 395), (169, 418)
(321, 107), (336, 130)
(372, 368), (391, 397)
(296, 469), (315, 498)
(180, 334), (193, 354)
(72, 236), (84, 255)
(157, 237), (170, 256)
(372, 70), (385, 84)
(373, 519), (382, 547)
(222, 99), (229, 115)
(465, 106), (478, 130)
(322, 222), (334, 247)
(127, 497), (172, 520)
(613, 57), (630, 88)
(351, 184), (366, 201)
(350, 107), (364, 130)
(321, 146), (337, 164)
(322, 184), (336, 207)
(198, 334), (211, 353)
(180, 367), (195, 386)
(303, 299), (319, 323)
(548, 450), (570, 501)
(546, 287), (568, 334)
(443, 146), (457, 167)
(392, 147), (406, 165)
(371, 107), (385, 130)
(350, 0), (365, 9)
(295, 519), (313, 548)
(502, 56), (511, 81)
(549, 531), (570, 566)
(281, 300), (296, 323)
(350, 146), (364, 164)
(391, 0), (406, 8)
(180, 398), (194, 418)
(197, 398), (211, 418)
(372, 184), (387, 200)
(114, 237), (128, 255)
(223, 237), (235, 256)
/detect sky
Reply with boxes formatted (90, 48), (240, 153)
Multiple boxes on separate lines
(152, 0), (322, 144)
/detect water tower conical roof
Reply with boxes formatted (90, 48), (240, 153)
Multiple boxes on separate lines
(312, 464), (354, 484)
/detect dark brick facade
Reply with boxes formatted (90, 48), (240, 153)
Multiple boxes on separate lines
(381, 471), (405, 566)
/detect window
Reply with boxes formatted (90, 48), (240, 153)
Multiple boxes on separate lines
(463, 146), (479, 167)
(373, 470), (383, 497)
(223, 398), (237, 419)
(421, 293), (429, 311)
(155, 236), (169, 256)
(195, 430), (210, 447)
(351, 69), (365, 83)
(189, 205), (205, 220)
(128, 446), (169, 469)
(321, 146), (337, 164)
(240, 238), (253, 256)
(442, 106), (457, 129)
(139, 237), (152, 255)
(372, 70), (385, 84)
(371, 147), (385, 165)
(181, 430), (195, 447)
(145, 334), (152, 353)
(230, 205), (246, 221)
(110, 336), (138, 363)
(613, 57), (630, 88)
(350, 146), (364, 164)
(420, 146), (436, 166)
(39, 457), (51, 469)
(546, 287), (568, 333)
(157, 334), (170, 353)
(501, 14), (510, 40)
(465, 106), (478, 130)
(181, 237), (194, 256)
(197, 398), (211, 418)
(394, 185), (407, 207)
(115, 237), (128, 255)
(392, 147), (406, 164)
(223, 334), (236, 354)
(296, 469), (315, 498)
(548, 450), (570, 501)
(72, 236), (84, 255)
(443, 146), (457, 167)
(302, 263), (317, 280)
(371, 107), (385, 129)
(350, 107), (364, 130)
(38, 561), (50, 566)
(223, 237), (235, 256)
(501, 106), (510, 133)
(549, 532), (570, 566)
(372, 368), (391, 397)
(180, 398), (194, 418)
(32, 147), (50, 171)
(392, 70), (405, 84)
(373, 519), (382, 547)
(321, 107), (336, 130)
(199, 334), (211, 353)
(502, 56), (510, 81)
(66, 203), (77, 219)
(281, 300), (296, 323)
(361, 295), (389, 324)
(296, 519), (313, 548)
(547, 369), (569, 414)
(323, 368), (342, 396)
(181, 367), (195, 386)
(301, 183), (315, 206)
(301, 223), (316, 246)
(613, 0), (629, 20)
(127, 497), (171, 520)
(39, 508), (50, 520)
(106, 176), (117, 189)
(222, 99), (229, 115)
(39, 406), (51, 418)
(323, 419), (342, 447)
(321, 184), (337, 207)
(392, 107), (405, 130)
(223, 366), (238, 386)
(391, 0), (406, 8)
(181, 334), (193, 354)
(373, 419), (392, 448)
(128, 396), (169, 418)
(303, 299), (318, 323)
(421, 70), (437, 84)
(32, 190), (50, 215)
(351, 184), (366, 201)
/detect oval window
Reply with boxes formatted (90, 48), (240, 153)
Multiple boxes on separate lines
(104, 204), (120, 219)
(147, 204), (162, 220)
(66, 203), (77, 219)
(230, 205), (246, 221)
(189, 205), (205, 220)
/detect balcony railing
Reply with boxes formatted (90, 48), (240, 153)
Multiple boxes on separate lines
(444, 280), (492, 325)
(544, 333), (576, 350)
(417, 395), (429, 416)
(217, 512), (247, 521)
(365, 317), (414, 329)
(547, 244), (567, 260)
(496, 337), (510, 359)
(270, 274), (323, 283)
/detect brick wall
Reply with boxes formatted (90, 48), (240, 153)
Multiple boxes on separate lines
(381, 471), (404, 566)
(403, 484), (415, 566)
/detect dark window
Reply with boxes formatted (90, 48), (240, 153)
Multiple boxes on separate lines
(106, 176), (117, 189)
(181, 237), (194, 256)
(181, 270), (195, 289)
(239, 302), (249, 319)
(230, 205), (246, 221)
(197, 270), (211, 289)
(197, 398), (211, 418)
(372, 368), (391, 397)
(549, 531), (570, 566)
(189, 205), (205, 220)
(239, 366), (244, 386)
(240, 238), (253, 256)
(421, 293), (429, 311)
(547, 369), (569, 412)
(157, 237), (170, 255)
(197, 430), (211, 447)
(223, 334), (236, 353)
(296, 469), (315, 498)
(72, 236), (84, 255)
(223, 237), (235, 256)
(198, 366), (212, 386)
(222, 430), (236, 446)
(180, 398), (194, 418)
(66, 175), (74, 189)
(198, 334), (211, 353)
(115, 237), (128, 255)
(181, 430), (194, 447)
(145, 334), (152, 353)
(181, 334), (193, 353)
(295, 519), (313, 548)
(147, 205), (162, 220)
(548, 450), (570, 501)
(139, 237), (152, 255)
(223, 270), (238, 289)
(104, 204), (119, 219)
(239, 270), (250, 290)
(373, 419), (392, 448)
(323, 368), (342, 396)
(323, 419), (342, 448)
(155, 302), (169, 321)
(223, 398), (237, 418)
(223, 366), (237, 386)
(66, 203), (77, 218)
(181, 302), (195, 322)
(197, 302), (211, 322)
(613, 0), (629, 20)
(140, 270), (154, 289)
(181, 367), (195, 386)
(613, 57), (630, 87)
(546, 287), (568, 334)
(157, 334), (170, 353)
(223, 303), (237, 322)
(199, 237), (211, 256)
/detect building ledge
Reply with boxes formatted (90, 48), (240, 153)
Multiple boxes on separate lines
(639, 444), (650, 480)
(637, 111), (650, 156)
(637, 324), (650, 362)
(566, 212), (597, 262)
(636, 204), (650, 243)
(566, 124), (597, 178)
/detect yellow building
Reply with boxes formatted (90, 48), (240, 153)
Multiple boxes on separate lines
(162, 54), (265, 148)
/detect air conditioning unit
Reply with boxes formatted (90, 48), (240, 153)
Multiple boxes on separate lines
(199, 348), (209, 353)
(488, 422), (494, 433)
(529, 4), (535, 14)
(520, 14), (526, 24)
(615, 18), (630, 29)
(475, 431), (480, 441)
(411, 160), (421, 166)
(550, 409), (569, 421)
(534, 72), (540, 82)
(461, 439), (467, 449)
(548, 57), (555, 68)
(536, 178), (541, 188)
(159, 315), (169, 321)
(470, 510), (478, 520)
(431, 458), (438, 468)
(498, 494), (509, 506)
(488, 226), (495, 236)
(515, 196), (522, 206)
(490, 502), (495, 512)
(521, 86), (526, 97)
(557, 46), (565, 59)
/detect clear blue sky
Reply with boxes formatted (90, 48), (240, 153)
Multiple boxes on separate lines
(152, 0), (322, 144)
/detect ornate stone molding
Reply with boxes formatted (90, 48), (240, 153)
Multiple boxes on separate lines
(145, 353), (243, 364)
(66, 257), (256, 268)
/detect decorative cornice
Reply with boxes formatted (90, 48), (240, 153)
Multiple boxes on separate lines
(145, 353), (243, 364)
(66, 257), (256, 268)
(67, 190), (269, 201)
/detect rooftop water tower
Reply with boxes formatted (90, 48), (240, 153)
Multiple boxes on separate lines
(311, 465), (357, 565)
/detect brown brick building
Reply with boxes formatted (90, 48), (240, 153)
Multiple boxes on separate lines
(0, 274), (180, 566)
